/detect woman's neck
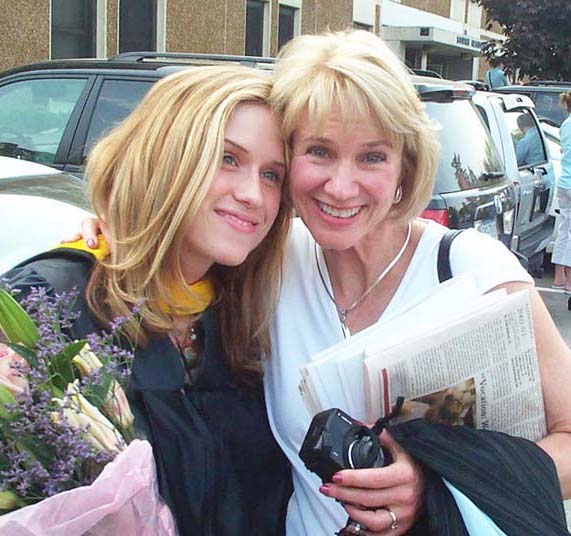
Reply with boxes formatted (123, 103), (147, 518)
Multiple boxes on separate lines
(322, 221), (410, 295)
(321, 219), (425, 332)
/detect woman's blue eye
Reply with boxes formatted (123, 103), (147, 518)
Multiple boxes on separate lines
(364, 153), (386, 164)
(262, 170), (281, 183)
(308, 146), (328, 158)
(223, 154), (237, 166)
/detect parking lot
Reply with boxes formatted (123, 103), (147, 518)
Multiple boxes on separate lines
(535, 263), (571, 348)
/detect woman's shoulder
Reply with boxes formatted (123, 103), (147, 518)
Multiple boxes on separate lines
(284, 217), (315, 265)
(2, 248), (95, 297)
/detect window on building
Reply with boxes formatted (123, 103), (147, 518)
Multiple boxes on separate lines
(246, 0), (266, 56)
(278, 5), (297, 50)
(51, 0), (96, 59)
(119, 0), (157, 53)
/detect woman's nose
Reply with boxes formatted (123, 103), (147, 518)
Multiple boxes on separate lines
(234, 169), (264, 207)
(323, 161), (359, 200)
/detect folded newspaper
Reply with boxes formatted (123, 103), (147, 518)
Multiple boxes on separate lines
(299, 273), (547, 442)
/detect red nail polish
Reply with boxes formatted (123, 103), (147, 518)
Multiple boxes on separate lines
(332, 474), (343, 483)
(319, 484), (331, 495)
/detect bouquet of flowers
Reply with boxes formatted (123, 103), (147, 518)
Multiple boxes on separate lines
(0, 286), (176, 535)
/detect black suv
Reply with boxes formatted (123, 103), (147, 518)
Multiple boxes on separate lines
(495, 81), (571, 127)
(0, 55), (516, 248)
(0, 52), (273, 177)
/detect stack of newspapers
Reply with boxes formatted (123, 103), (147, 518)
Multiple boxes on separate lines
(299, 274), (547, 442)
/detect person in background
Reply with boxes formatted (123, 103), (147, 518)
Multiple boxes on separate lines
(3, 65), (294, 536)
(485, 57), (509, 89)
(552, 91), (571, 293)
(515, 112), (545, 166)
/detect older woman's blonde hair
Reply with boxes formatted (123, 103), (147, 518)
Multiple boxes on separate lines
(86, 65), (292, 382)
(270, 30), (440, 221)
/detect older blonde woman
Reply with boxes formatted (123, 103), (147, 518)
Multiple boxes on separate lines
(264, 30), (571, 535)
(4, 65), (293, 535)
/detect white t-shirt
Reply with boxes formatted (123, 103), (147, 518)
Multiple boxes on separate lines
(264, 218), (533, 536)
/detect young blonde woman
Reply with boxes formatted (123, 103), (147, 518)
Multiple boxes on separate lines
(3, 66), (293, 535)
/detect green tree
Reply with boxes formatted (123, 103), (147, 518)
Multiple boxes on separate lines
(473, 0), (571, 80)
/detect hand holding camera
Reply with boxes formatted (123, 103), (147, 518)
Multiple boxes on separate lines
(299, 405), (404, 535)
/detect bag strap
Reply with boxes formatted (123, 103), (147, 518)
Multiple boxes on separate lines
(437, 230), (463, 283)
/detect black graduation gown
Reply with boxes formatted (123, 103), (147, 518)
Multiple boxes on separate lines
(3, 249), (293, 535)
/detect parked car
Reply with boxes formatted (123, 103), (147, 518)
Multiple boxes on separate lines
(0, 156), (91, 273)
(473, 91), (555, 275)
(539, 121), (562, 254)
(0, 52), (273, 178)
(417, 80), (517, 249)
(495, 81), (571, 127)
(0, 56), (517, 246)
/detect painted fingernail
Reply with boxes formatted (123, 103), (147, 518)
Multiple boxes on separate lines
(332, 473), (343, 483)
(86, 239), (95, 248)
(319, 484), (332, 495)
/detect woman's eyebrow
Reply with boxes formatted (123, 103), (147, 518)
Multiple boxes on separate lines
(224, 139), (248, 152)
(225, 138), (286, 168)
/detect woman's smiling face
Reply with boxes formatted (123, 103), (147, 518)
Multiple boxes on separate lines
(289, 108), (403, 252)
(180, 102), (286, 280)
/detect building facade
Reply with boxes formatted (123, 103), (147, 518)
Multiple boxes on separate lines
(0, 0), (502, 80)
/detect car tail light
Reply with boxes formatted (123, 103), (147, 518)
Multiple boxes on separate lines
(421, 209), (449, 227)
(502, 208), (515, 235)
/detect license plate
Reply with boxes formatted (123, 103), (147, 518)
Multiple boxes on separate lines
(474, 219), (498, 239)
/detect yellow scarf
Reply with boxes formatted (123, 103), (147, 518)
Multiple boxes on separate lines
(56, 236), (214, 314)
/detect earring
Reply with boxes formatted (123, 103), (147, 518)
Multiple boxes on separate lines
(394, 185), (403, 204)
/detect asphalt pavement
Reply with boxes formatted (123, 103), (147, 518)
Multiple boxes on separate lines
(534, 262), (571, 348)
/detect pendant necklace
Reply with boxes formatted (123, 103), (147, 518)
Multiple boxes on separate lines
(315, 222), (412, 326)
(171, 322), (204, 383)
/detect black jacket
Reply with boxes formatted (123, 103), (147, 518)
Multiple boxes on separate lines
(390, 420), (569, 536)
(3, 249), (292, 536)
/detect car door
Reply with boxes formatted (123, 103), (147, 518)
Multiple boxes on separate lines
(0, 74), (95, 170)
(503, 107), (554, 256)
(65, 75), (157, 177)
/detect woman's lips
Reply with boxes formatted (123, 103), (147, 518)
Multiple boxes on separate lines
(216, 209), (258, 233)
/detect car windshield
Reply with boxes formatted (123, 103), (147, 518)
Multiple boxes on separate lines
(533, 92), (567, 126)
(425, 99), (504, 194)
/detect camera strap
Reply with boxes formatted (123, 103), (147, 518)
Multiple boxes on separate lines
(371, 396), (405, 436)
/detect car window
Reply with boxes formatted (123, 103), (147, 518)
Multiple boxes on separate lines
(504, 109), (547, 168)
(475, 104), (490, 130)
(425, 99), (504, 194)
(0, 78), (87, 164)
(533, 92), (567, 126)
(83, 79), (154, 159)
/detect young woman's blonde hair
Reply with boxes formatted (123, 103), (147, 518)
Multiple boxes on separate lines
(270, 30), (440, 221)
(86, 65), (292, 383)
(560, 91), (571, 113)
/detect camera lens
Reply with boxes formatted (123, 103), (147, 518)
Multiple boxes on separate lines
(347, 437), (376, 469)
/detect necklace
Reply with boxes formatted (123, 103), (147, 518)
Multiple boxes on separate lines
(315, 222), (412, 325)
(171, 322), (204, 383)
